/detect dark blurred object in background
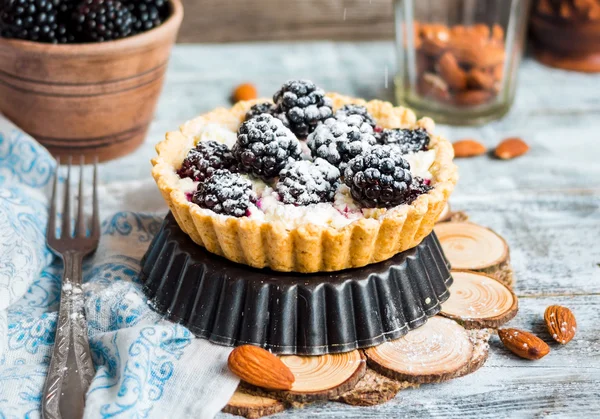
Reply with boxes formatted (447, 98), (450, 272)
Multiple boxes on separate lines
(530, 0), (600, 72)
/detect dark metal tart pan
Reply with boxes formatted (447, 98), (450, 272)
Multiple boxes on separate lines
(140, 213), (453, 355)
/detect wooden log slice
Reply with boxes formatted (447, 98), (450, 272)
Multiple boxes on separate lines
(243, 351), (366, 403)
(441, 270), (518, 329)
(364, 316), (473, 384)
(458, 328), (492, 377)
(223, 389), (287, 419)
(434, 222), (514, 287)
(333, 368), (416, 406)
(434, 222), (508, 270)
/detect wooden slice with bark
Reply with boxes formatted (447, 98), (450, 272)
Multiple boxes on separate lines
(337, 327), (492, 407)
(333, 368), (416, 406)
(441, 270), (518, 329)
(459, 328), (492, 377)
(243, 351), (366, 403)
(223, 389), (287, 419)
(364, 316), (474, 384)
(434, 222), (514, 287)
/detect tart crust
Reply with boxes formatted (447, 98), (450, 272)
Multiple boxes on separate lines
(151, 93), (458, 273)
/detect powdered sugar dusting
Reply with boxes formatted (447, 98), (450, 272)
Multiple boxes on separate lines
(194, 124), (237, 148)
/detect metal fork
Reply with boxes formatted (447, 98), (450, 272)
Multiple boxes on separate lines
(42, 157), (99, 419)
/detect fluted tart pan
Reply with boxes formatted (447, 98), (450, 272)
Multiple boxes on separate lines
(140, 213), (453, 355)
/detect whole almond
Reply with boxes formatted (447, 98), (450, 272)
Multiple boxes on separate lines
(438, 52), (468, 90)
(449, 38), (505, 68)
(228, 345), (295, 390)
(544, 305), (577, 344)
(498, 328), (550, 360)
(232, 83), (258, 103)
(495, 137), (530, 159)
(421, 37), (448, 56)
(467, 68), (495, 90)
(453, 139), (487, 158)
(418, 73), (450, 102)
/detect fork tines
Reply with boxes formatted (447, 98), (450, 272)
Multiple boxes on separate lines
(47, 156), (100, 252)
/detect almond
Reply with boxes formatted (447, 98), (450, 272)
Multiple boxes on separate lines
(467, 68), (496, 90)
(544, 305), (577, 344)
(437, 52), (468, 90)
(421, 36), (448, 56)
(453, 139), (487, 158)
(495, 137), (530, 159)
(492, 24), (504, 43)
(418, 73), (450, 102)
(471, 23), (491, 40)
(498, 328), (550, 360)
(449, 38), (505, 68)
(232, 83), (258, 103)
(453, 89), (493, 107)
(228, 345), (295, 390)
(492, 63), (504, 82)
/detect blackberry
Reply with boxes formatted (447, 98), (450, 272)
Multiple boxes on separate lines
(177, 140), (235, 182)
(124, 0), (168, 33)
(192, 170), (256, 218)
(233, 113), (302, 181)
(273, 80), (333, 139)
(406, 176), (433, 203)
(0, 0), (73, 43)
(307, 117), (377, 171)
(343, 145), (414, 209)
(74, 0), (134, 42)
(276, 158), (340, 205)
(335, 104), (377, 129)
(378, 128), (430, 155)
(244, 102), (276, 122)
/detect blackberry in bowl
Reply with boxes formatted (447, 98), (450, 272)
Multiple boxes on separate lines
(0, 0), (183, 162)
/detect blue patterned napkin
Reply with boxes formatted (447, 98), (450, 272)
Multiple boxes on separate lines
(0, 115), (239, 418)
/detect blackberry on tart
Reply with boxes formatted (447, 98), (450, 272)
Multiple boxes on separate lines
(273, 80), (333, 139)
(244, 102), (276, 122)
(335, 104), (377, 129)
(276, 158), (340, 205)
(233, 113), (302, 181)
(378, 128), (431, 155)
(177, 140), (236, 182)
(307, 117), (377, 170)
(192, 169), (256, 218)
(343, 145), (418, 208)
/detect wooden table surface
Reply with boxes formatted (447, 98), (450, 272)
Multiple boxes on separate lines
(104, 42), (600, 418)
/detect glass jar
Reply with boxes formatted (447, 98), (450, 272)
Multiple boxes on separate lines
(394, 0), (532, 125)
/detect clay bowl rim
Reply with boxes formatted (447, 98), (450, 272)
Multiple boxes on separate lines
(0, 0), (183, 56)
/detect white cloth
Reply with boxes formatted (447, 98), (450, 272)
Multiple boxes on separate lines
(0, 114), (239, 419)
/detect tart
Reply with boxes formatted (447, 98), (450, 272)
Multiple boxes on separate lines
(152, 80), (458, 273)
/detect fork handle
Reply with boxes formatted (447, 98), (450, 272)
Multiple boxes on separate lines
(42, 252), (96, 419)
